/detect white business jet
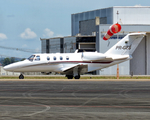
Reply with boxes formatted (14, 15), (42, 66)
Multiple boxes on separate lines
(3, 32), (145, 79)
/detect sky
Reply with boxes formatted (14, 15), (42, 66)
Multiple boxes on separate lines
(0, 0), (149, 58)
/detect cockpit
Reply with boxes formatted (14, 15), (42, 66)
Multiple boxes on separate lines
(28, 55), (40, 61)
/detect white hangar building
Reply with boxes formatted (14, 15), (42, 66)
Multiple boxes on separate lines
(41, 6), (150, 75)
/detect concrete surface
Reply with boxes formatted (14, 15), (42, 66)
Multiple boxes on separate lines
(0, 80), (150, 120)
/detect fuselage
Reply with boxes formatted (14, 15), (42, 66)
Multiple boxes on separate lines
(3, 51), (130, 74)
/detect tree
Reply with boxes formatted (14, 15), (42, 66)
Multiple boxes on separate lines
(2, 58), (11, 66)
(21, 58), (26, 61)
(10, 57), (15, 63)
(2, 57), (17, 66)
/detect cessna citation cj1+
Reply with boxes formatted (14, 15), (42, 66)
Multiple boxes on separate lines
(4, 32), (145, 79)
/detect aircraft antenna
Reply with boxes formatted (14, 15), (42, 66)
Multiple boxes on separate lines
(116, 11), (119, 23)
(107, 40), (110, 47)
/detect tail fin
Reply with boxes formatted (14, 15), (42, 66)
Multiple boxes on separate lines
(105, 32), (146, 55)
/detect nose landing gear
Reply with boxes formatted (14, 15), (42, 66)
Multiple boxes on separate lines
(19, 74), (24, 79)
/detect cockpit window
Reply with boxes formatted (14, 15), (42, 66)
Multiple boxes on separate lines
(35, 55), (40, 61)
(28, 55), (35, 61)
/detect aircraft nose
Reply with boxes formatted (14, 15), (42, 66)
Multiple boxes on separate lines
(3, 65), (10, 71)
(3, 64), (15, 71)
(3, 60), (27, 72)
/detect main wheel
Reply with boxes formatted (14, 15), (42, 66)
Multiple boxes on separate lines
(74, 75), (80, 79)
(19, 74), (24, 79)
(66, 75), (73, 79)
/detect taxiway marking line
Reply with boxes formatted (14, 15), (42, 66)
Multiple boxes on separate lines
(0, 104), (150, 108)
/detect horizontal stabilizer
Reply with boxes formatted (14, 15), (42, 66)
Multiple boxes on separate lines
(105, 55), (130, 61)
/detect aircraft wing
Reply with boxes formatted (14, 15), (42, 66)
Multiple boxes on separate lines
(59, 64), (88, 75)
(60, 64), (79, 72)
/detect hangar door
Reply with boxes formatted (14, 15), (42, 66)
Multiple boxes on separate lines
(130, 36), (146, 75)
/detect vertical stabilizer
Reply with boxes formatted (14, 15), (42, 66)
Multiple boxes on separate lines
(105, 32), (146, 55)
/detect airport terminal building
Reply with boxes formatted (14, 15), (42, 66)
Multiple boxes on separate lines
(41, 6), (150, 75)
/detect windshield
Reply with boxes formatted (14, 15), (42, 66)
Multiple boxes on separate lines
(28, 55), (35, 61)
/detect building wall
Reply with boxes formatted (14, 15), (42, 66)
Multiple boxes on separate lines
(63, 37), (76, 53)
(0, 66), (20, 75)
(146, 33), (150, 75)
(50, 38), (61, 53)
(41, 38), (64, 53)
(130, 33), (150, 75)
(72, 7), (150, 36)
(41, 39), (47, 53)
(130, 37), (146, 75)
(0, 66), (42, 76)
(41, 36), (95, 54)
(99, 24), (150, 75)
(113, 7), (150, 24)
(79, 19), (96, 35)
(71, 7), (113, 36)
(79, 17), (107, 35)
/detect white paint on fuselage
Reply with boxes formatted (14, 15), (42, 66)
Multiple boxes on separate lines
(3, 52), (118, 73)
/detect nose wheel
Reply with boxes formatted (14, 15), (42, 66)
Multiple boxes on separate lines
(19, 74), (24, 79)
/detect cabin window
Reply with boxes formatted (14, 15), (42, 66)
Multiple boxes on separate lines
(66, 56), (69, 60)
(47, 56), (50, 61)
(60, 56), (63, 60)
(35, 55), (40, 61)
(53, 56), (57, 60)
(28, 55), (35, 61)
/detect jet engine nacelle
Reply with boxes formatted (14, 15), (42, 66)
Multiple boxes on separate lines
(82, 52), (106, 61)
(103, 23), (121, 40)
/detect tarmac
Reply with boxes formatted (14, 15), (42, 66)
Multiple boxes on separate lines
(0, 79), (150, 120)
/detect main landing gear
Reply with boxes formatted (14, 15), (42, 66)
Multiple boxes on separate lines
(66, 75), (80, 79)
(74, 75), (80, 79)
(66, 75), (73, 79)
(19, 74), (24, 79)
(66, 67), (80, 79)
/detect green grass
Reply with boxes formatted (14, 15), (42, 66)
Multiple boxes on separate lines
(0, 75), (150, 79)
(81, 76), (150, 79)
